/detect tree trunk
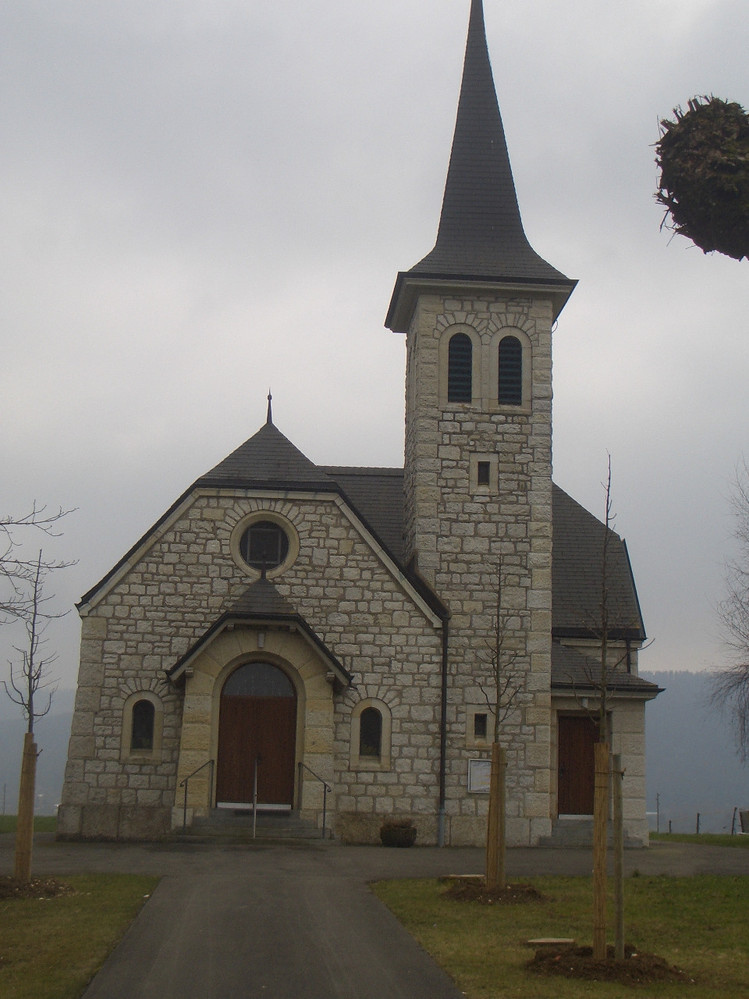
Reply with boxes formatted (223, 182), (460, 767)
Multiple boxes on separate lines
(592, 741), (610, 960)
(14, 732), (37, 883)
(485, 743), (506, 889)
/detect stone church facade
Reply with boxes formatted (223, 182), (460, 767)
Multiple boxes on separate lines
(58, 0), (659, 846)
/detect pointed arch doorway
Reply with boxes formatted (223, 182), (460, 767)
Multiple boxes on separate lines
(216, 662), (297, 809)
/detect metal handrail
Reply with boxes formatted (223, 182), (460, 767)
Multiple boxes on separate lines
(179, 759), (215, 831)
(297, 762), (332, 839)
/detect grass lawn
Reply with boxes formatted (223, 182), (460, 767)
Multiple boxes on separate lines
(0, 816), (57, 834)
(0, 874), (159, 999)
(651, 831), (749, 848)
(373, 875), (749, 998)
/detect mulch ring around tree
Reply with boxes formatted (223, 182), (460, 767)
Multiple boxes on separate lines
(442, 876), (547, 905)
(527, 943), (693, 986)
(0, 875), (74, 900)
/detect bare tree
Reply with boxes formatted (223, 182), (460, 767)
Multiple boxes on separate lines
(478, 562), (523, 741)
(4, 550), (65, 882)
(1, 504), (72, 624)
(2, 507), (72, 883)
(478, 561), (523, 890)
(563, 458), (629, 960)
(4, 550), (59, 732)
(712, 461), (749, 758)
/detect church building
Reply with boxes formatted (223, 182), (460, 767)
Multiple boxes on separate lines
(58, 0), (658, 846)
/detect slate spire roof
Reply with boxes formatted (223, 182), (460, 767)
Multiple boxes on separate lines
(386, 0), (575, 330)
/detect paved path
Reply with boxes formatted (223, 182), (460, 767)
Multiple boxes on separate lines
(2, 835), (747, 998)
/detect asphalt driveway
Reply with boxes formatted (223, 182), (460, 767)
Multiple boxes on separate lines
(1, 835), (747, 999)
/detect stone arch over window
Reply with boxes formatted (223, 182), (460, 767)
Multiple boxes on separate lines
(350, 698), (392, 771)
(439, 324), (482, 407)
(121, 691), (164, 763)
(490, 327), (532, 411)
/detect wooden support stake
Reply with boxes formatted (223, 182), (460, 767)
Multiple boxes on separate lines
(612, 753), (625, 960)
(14, 733), (37, 883)
(593, 741), (610, 960)
(485, 743), (506, 889)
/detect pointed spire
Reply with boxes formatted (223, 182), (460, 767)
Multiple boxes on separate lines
(266, 389), (273, 425)
(386, 0), (575, 331)
(414, 0), (565, 282)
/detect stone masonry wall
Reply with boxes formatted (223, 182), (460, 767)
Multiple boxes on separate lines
(403, 291), (555, 845)
(58, 490), (445, 841)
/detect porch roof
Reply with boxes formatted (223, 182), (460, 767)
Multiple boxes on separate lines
(167, 576), (352, 689)
(551, 642), (661, 698)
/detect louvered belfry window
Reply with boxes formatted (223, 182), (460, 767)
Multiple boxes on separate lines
(498, 335), (522, 405)
(447, 332), (472, 402)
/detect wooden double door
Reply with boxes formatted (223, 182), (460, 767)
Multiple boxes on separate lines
(216, 662), (297, 807)
(557, 715), (598, 815)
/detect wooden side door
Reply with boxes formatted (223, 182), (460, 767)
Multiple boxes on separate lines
(557, 715), (598, 815)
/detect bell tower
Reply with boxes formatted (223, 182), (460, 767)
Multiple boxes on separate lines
(386, 0), (576, 844)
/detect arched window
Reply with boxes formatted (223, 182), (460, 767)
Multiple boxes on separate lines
(130, 699), (155, 751)
(448, 333), (472, 402)
(223, 661), (295, 698)
(351, 699), (392, 771)
(358, 707), (382, 758)
(121, 692), (163, 762)
(498, 335), (522, 405)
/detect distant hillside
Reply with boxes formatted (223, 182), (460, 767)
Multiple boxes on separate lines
(643, 670), (748, 833)
(0, 689), (75, 815)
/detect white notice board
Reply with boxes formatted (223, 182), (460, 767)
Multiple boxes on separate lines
(467, 758), (491, 793)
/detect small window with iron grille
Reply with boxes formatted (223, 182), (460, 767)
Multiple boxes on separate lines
(473, 712), (488, 740)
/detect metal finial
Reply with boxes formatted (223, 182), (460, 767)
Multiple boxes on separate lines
(266, 389), (273, 425)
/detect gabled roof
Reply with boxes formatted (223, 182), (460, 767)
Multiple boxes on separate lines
(321, 466), (404, 557)
(552, 486), (645, 641)
(168, 576), (352, 688)
(387, 0), (575, 331)
(79, 415), (644, 646)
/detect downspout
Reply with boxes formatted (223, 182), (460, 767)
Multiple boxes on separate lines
(438, 614), (449, 846)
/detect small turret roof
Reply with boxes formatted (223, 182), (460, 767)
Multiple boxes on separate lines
(197, 418), (332, 492)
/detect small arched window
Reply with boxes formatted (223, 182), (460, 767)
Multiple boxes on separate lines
(131, 699), (155, 751)
(358, 707), (383, 758)
(498, 335), (523, 405)
(448, 333), (472, 402)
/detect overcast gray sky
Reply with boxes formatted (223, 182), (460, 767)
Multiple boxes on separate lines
(1, 0), (748, 695)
